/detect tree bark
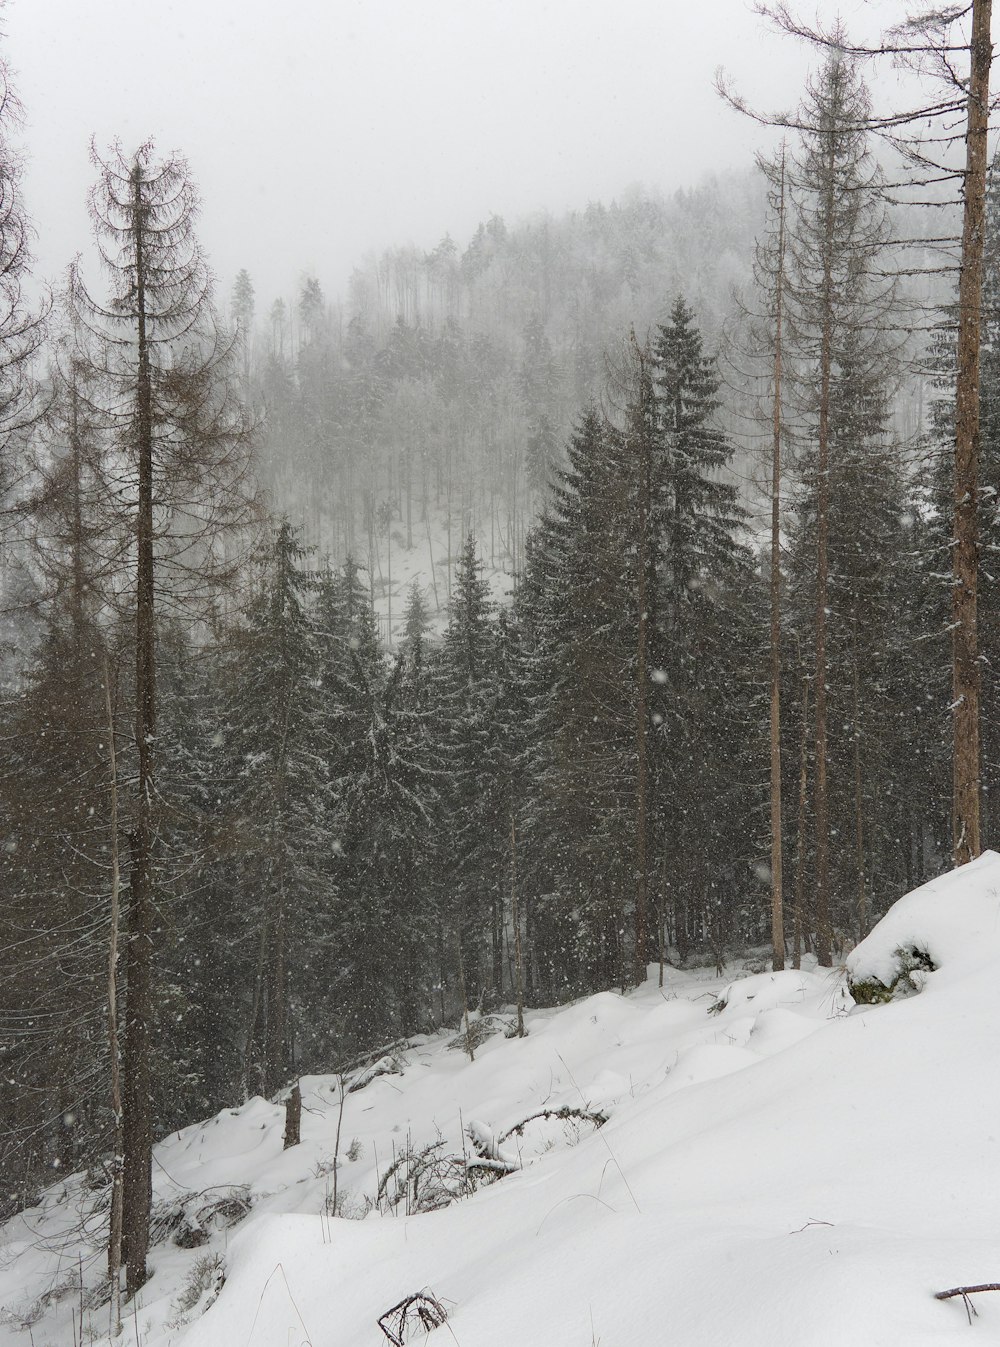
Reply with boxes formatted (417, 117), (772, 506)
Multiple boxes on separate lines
(103, 657), (124, 1336)
(793, 664), (810, 972)
(813, 121), (836, 967)
(282, 1083), (302, 1149)
(122, 161), (155, 1298)
(510, 813), (525, 1038)
(769, 146), (788, 972)
(952, 0), (992, 866)
(632, 334), (652, 986)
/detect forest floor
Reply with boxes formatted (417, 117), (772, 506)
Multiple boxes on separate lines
(4, 856), (1000, 1346)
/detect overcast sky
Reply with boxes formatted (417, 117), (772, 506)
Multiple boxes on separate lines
(4, 0), (960, 313)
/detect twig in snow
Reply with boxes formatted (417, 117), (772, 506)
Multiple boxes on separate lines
(935, 1284), (1000, 1325)
(790, 1218), (835, 1234)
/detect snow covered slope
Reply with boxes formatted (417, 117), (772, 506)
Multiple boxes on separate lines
(5, 857), (1000, 1346)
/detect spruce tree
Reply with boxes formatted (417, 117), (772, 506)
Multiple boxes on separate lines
(648, 298), (761, 963)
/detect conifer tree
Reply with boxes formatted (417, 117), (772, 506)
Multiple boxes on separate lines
(522, 412), (638, 995)
(71, 141), (258, 1291)
(437, 534), (499, 1005)
(648, 298), (761, 961)
(226, 521), (328, 1096)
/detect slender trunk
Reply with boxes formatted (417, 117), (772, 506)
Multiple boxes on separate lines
(793, 668), (810, 972)
(510, 813), (525, 1037)
(455, 929), (475, 1062)
(103, 658), (123, 1337)
(242, 910), (269, 1099)
(405, 447), (413, 550)
(123, 162), (155, 1297)
(813, 128), (836, 967)
(952, 0), (992, 865)
(852, 623), (868, 939)
(769, 146), (787, 972)
(387, 529), (393, 649)
(424, 513), (440, 613)
(633, 335), (651, 986)
(264, 880), (286, 1095)
(70, 378), (86, 658)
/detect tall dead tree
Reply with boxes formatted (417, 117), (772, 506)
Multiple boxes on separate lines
(747, 144), (791, 971)
(724, 3), (997, 869)
(786, 50), (896, 964)
(952, 0), (992, 863)
(629, 330), (654, 986)
(73, 141), (258, 1296)
(722, 30), (899, 960)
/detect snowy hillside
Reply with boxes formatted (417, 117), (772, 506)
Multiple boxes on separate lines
(6, 856), (1000, 1346)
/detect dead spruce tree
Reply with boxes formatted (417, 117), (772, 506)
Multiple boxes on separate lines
(72, 141), (258, 1297)
(724, 0), (995, 866)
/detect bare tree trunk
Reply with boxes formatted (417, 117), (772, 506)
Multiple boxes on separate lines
(455, 930), (475, 1063)
(632, 334), (652, 987)
(793, 667), (810, 972)
(242, 911), (269, 1099)
(103, 658), (124, 1337)
(387, 528), (393, 649)
(852, 624), (868, 939)
(952, 0), (992, 865)
(282, 1083), (301, 1149)
(813, 130), (836, 968)
(264, 882), (286, 1096)
(769, 145), (788, 972)
(123, 163), (156, 1297)
(510, 814), (525, 1038)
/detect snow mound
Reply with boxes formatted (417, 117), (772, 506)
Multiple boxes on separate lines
(847, 848), (1000, 999)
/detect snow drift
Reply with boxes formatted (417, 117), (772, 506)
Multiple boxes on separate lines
(4, 858), (1000, 1345)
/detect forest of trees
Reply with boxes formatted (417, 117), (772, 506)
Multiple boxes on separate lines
(0, 0), (997, 1314)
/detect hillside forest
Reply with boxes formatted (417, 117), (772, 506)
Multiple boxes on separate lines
(1, 6), (998, 1305)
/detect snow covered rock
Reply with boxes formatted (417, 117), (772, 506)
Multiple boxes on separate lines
(846, 848), (1000, 1002)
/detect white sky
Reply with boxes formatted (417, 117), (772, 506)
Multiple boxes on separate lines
(4, 0), (960, 312)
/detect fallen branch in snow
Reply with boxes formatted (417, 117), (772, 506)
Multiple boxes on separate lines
(789, 1218), (835, 1234)
(497, 1106), (608, 1146)
(934, 1284), (1000, 1325)
(377, 1291), (448, 1346)
(347, 1052), (406, 1094)
(377, 1137), (509, 1214)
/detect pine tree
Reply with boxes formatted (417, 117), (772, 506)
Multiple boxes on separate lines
(437, 535), (499, 1007)
(225, 521), (330, 1096)
(648, 298), (762, 964)
(521, 411), (638, 996)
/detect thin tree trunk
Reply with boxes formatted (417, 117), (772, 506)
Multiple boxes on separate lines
(813, 127), (836, 968)
(769, 145), (788, 972)
(632, 333), (652, 986)
(123, 161), (156, 1297)
(952, 0), (992, 865)
(510, 813), (525, 1038)
(242, 910), (270, 1099)
(264, 879), (286, 1095)
(793, 668), (810, 972)
(852, 623), (868, 939)
(455, 929), (475, 1062)
(103, 657), (124, 1337)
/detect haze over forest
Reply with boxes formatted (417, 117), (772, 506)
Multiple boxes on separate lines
(3, 2), (1000, 1341)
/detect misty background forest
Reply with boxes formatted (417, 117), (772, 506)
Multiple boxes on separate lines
(1, 0), (998, 1308)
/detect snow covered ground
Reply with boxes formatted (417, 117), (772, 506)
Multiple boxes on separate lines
(5, 854), (1000, 1346)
